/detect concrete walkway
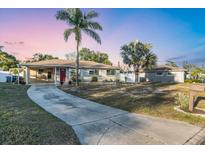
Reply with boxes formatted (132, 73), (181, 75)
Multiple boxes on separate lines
(27, 85), (204, 145)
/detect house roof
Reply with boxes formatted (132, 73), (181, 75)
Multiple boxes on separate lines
(145, 65), (185, 72)
(22, 59), (120, 70)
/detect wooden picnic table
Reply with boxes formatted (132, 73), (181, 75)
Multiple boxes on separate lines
(189, 84), (205, 112)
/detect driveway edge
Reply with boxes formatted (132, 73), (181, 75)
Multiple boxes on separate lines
(184, 127), (205, 145)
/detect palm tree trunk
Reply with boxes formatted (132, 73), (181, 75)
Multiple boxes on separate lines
(135, 67), (139, 83)
(76, 41), (80, 87)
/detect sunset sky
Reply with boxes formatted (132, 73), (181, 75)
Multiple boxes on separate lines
(1, 8), (205, 65)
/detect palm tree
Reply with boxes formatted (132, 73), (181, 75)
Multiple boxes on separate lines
(56, 8), (102, 86)
(121, 40), (157, 83)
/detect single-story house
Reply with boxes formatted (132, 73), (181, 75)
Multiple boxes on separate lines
(22, 59), (120, 85)
(119, 65), (185, 83)
(144, 65), (185, 83)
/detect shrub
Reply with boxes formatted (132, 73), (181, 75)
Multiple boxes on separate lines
(175, 93), (189, 110)
(71, 75), (76, 82)
(71, 75), (81, 82)
(184, 79), (202, 83)
(91, 76), (98, 82)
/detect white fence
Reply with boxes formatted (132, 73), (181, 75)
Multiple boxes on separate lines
(0, 71), (11, 82)
(120, 72), (146, 83)
(120, 73), (135, 83)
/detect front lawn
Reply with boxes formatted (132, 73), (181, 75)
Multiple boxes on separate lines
(61, 82), (205, 126)
(0, 83), (80, 145)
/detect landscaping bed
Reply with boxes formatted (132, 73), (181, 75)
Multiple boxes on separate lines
(60, 82), (205, 127)
(0, 83), (80, 145)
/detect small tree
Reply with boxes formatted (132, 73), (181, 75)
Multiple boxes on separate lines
(191, 66), (205, 79)
(0, 51), (19, 71)
(28, 53), (58, 62)
(79, 48), (112, 65)
(166, 60), (178, 67)
(65, 52), (76, 60)
(121, 40), (157, 83)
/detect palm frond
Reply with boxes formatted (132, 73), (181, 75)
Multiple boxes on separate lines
(64, 28), (74, 41)
(87, 21), (103, 30)
(56, 9), (75, 26)
(83, 28), (101, 44)
(85, 10), (99, 19)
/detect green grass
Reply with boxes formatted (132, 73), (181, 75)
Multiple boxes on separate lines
(0, 83), (80, 145)
(61, 83), (205, 127)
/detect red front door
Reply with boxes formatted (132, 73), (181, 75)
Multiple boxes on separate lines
(60, 68), (66, 84)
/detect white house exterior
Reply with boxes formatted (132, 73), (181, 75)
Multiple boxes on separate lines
(22, 59), (120, 85)
(145, 65), (185, 83)
(119, 65), (185, 83)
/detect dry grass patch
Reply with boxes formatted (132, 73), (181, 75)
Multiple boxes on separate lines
(61, 82), (205, 126)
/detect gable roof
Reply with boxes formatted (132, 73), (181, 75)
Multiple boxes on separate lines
(145, 65), (185, 72)
(22, 59), (119, 70)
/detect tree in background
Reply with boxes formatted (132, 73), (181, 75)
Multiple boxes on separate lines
(0, 49), (19, 71)
(79, 48), (112, 65)
(191, 66), (205, 79)
(79, 48), (95, 61)
(65, 48), (112, 65)
(56, 8), (102, 86)
(165, 60), (178, 67)
(121, 40), (157, 83)
(183, 61), (195, 72)
(28, 53), (59, 62)
(65, 52), (76, 61)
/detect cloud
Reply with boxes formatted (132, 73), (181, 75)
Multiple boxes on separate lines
(167, 56), (186, 61)
(4, 41), (24, 45)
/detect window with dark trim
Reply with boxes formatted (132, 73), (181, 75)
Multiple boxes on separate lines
(107, 70), (116, 75)
(156, 72), (163, 76)
(38, 69), (44, 74)
(167, 72), (173, 76)
(89, 69), (99, 75)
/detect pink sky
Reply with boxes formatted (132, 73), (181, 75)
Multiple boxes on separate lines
(2, 8), (203, 66)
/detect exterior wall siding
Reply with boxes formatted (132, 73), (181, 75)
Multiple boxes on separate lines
(79, 69), (120, 82)
(145, 71), (184, 83)
(120, 71), (184, 83)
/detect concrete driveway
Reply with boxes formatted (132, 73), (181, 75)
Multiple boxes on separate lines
(27, 85), (205, 145)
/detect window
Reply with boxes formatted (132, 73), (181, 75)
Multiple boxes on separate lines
(38, 69), (44, 74)
(89, 69), (99, 75)
(167, 72), (173, 76)
(156, 72), (163, 76)
(107, 70), (116, 75)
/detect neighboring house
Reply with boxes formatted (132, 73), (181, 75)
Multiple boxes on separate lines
(0, 70), (11, 82)
(144, 65), (185, 83)
(119, 65), (185, 83)
(22, 59), (120, 85)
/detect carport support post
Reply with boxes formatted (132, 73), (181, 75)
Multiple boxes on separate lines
(25, 66), (30, 84)
(54, 67), (57, 85)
